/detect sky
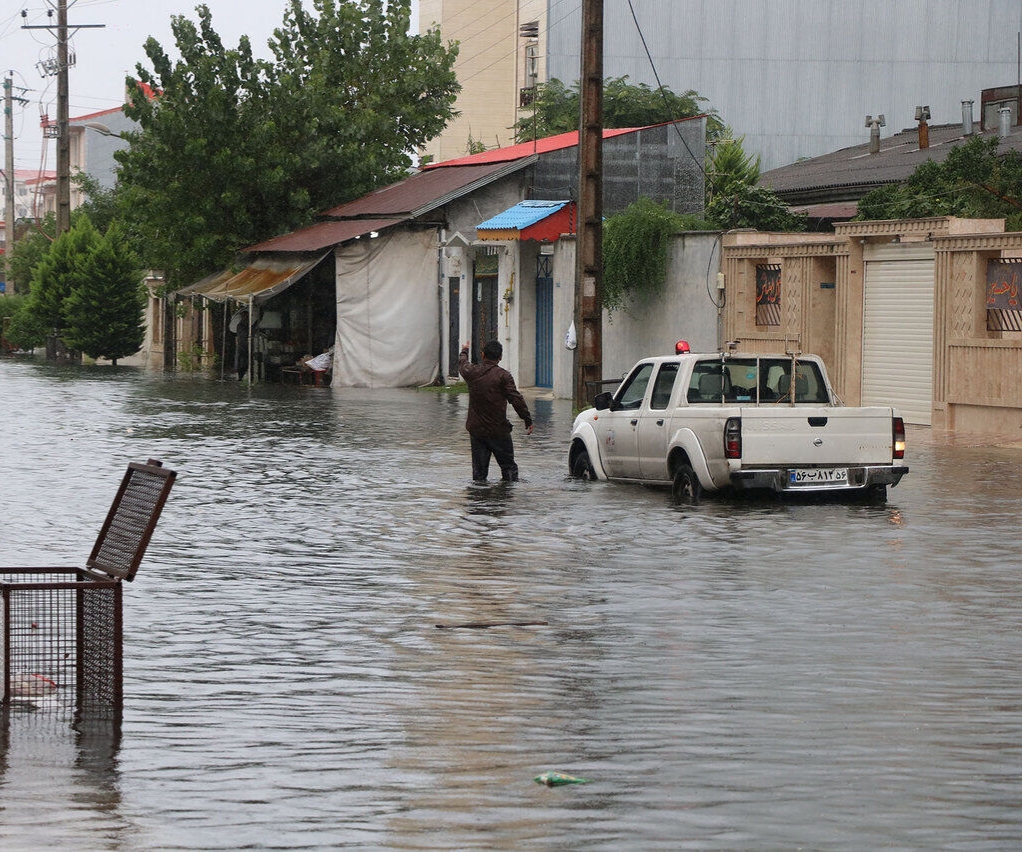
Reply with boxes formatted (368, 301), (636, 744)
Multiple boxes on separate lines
(1, 0), (419, 175)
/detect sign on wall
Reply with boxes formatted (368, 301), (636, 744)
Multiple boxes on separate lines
(756, 263), (781, 326)
(986, 259), (1022, 332)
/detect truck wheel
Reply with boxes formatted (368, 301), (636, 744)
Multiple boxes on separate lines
(571, 448), (596, 480)
(672, 464), (702, 504)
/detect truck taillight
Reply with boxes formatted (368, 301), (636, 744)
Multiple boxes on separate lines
(893, 416), (906, 460)
(724, 417), (742, 459)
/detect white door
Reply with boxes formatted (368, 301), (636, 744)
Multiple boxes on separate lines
(862, 244), (935, 425)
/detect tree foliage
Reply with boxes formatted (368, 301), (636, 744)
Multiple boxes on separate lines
(118, 0), (459, 287)
(28, 216), (101, 332)
(704, 133), (806, 232)
(603, 197), (714, 314)
(62, 222), (146, 364)
(706, 132), (760, 200)
(6, 216), (56, 296)
(0, 295), (46, 351)
(856, 135), (1022, 229)
(513, 76), (722, 142)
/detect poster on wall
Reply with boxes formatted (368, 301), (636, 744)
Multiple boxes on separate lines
(986, 259), (1022, 332)
(756, 263), (781, 326)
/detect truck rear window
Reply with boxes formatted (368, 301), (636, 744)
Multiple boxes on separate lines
(687, 358), (830, 404)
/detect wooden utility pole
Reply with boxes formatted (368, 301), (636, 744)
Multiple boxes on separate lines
(573, 0), (604, 409)
(22, 0), (104, 236)
(4, 76), (26, 292)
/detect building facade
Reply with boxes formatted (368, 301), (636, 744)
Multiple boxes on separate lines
(424, 0), (1022, 170)
(721, 217), (1022, 437)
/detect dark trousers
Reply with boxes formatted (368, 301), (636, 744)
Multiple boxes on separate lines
(470, 432), (518, 482)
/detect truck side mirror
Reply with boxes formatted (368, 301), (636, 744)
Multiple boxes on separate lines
(594, 391), (613, 410)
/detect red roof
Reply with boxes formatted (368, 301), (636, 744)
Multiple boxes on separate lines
(247, 218), (405, 253)
(318, 161), (526, 219)
(422, 127), (639, 170)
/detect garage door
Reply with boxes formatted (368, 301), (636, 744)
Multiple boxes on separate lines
(862, 244), (934, 425)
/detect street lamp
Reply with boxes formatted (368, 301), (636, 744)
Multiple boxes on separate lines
(81, 121), (126, 139)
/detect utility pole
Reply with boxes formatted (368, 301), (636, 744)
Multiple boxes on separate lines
(22, 0), (104, 236)
(5, 76), (28, 293)
(573, 0), (604, 409)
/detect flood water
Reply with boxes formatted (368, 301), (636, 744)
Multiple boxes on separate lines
(1, 358), (1021, 851)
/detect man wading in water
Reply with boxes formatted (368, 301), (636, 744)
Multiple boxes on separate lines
(458, 340), (534, 482)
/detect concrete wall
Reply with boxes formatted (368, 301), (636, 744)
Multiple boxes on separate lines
(551, 230), (721, 400)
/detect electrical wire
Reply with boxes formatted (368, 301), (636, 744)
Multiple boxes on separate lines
(625, 0), (706, 179)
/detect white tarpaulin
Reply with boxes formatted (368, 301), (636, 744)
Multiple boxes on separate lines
(333, 228), (439, 387)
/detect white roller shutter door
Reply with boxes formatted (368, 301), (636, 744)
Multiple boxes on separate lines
(862, 244), (934, 425)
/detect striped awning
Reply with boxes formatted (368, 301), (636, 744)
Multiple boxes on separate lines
(178, 253), (329, 303)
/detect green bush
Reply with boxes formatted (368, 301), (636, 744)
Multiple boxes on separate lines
(603, 197), (714, 314)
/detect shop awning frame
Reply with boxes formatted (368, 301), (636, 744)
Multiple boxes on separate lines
(178, 252), (330, 304)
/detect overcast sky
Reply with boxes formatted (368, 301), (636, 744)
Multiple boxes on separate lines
(2, 0), (420, 174)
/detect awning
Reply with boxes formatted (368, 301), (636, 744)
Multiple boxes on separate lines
(178, 253), (330, 303)
(475, 200), (575, 241)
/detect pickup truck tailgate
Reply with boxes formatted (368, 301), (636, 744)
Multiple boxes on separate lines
(739, 406), (895, 465)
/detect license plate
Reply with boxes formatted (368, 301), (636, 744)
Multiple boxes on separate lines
(789, 467), (848, 485)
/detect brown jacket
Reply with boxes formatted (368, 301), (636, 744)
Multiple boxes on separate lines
(458, 351), (533, 436)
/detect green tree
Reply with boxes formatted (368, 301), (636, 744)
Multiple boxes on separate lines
(27, 216), (101, 334)
(703, 133), (806, 232)
(856, 135), (1022, 229)
(603, 197), (714, 314)
(6, 215), (56, 296)
(62, 223), (146, 364)
(118, 0), (459, 287)
(513, 76), (722, 143)
(0, 295), (46, 351)
(72, 172), (121, 235)
(706, 132), (760, 202)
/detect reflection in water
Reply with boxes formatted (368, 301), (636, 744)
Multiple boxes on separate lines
(0, 711), (124, 849)
(1, 360), (1022, 850)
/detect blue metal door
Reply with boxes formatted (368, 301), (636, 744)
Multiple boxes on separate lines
(535, 255), (553, 387)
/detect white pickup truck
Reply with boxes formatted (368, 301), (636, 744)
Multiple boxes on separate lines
(568, 350), (908, 501)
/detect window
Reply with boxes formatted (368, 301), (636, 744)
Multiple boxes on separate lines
(688, 357), (829, 404)
(756, 263), (781, 326)
(687, 361), (729, 403)
(649, 363), (679, 409)
(615, 363), (655, 410)
(986, 259), (1022, 332)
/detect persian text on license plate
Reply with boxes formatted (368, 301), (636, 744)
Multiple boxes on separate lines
(789, 467), (848, 485)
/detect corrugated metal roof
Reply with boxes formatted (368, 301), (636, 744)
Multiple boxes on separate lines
(317, 160), (532, 219)
(760, 123), (1022, 203)
(421, 127), (644, 170)
(477, 200), (570, 231)
(181, 254), (329, 303)
(246, 218), (404, 253)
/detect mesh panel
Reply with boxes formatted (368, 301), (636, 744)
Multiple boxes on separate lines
(88, 463), (175, 581)
(0, 571), (119, 716)
(2, 459), (175, 718)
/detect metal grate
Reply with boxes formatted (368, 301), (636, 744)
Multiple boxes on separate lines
(987, 309), (1022, 332)
(88, 460), (176, 581)
(1, 570), (122, 715)
(2, 460), (175, 716)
